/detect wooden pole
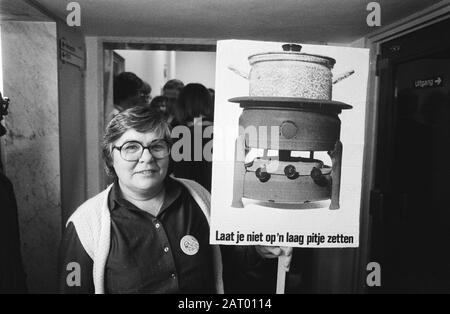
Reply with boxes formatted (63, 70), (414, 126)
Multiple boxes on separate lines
(329, 140), (343, 210)
(232, 136), (245, 208)
(276, 255), (287, 294)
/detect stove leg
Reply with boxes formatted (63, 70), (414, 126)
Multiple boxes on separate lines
(328, 140), (342, 210)
(232, 135), (245, 208)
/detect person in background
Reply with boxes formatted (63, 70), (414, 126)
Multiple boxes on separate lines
(208, 88), (215, 118)
(162, 79), (184, 127)
(140, 81), (152, 106)
(109, 72), (145, 121)
(171, 83), (214, 192)
(0, 92), (27, 293)
(174, 83), (214, 124)
(149, 95), (169, 115)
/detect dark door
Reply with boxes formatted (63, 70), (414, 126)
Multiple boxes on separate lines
(371, 18), (450, 293)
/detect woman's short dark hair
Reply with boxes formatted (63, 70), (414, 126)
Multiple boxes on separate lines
(175, 83), (213, 123)
(162, 79), (184, 94)
(102, 106), (172, 177)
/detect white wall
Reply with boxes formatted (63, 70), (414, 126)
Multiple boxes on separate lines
(114, 50), (216, 96)
(147, 51), (170, 95)
(115, 50), (170, 96)
(175, 51), (216, 89)
(114, 50), (150, 82)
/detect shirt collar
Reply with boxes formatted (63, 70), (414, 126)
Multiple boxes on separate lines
(108, 177), (182, 216)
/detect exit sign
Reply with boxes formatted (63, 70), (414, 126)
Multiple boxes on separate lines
(414, 76), (444, 89)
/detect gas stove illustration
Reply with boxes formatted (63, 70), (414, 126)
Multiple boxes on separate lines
(230, 44), (353, 210)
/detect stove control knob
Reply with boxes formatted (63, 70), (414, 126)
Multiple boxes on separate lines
(310, 167), (328, 187)
(255, 167), (271, 183)
(280, 121), (297, 139)
(284, 165), (299, 179)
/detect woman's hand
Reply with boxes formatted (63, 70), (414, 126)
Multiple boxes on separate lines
(255, 246), (293, 271)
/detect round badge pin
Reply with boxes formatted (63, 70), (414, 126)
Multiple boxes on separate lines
(180, 235), (200, 256)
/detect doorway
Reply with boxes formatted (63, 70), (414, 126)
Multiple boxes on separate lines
(371, 18), (450, 293)
(100, 42), (216, 187)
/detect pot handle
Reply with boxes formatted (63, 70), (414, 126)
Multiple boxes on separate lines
(333, 70), (355, 84)
(282, 44), (302, 52)
(228, 65), (249, 80)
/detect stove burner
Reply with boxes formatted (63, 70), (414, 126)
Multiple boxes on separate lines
(231, 97), (351, 210)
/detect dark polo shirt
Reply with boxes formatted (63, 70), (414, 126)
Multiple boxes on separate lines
(172, 122), (213, 192)
(59, 177), (215, 294)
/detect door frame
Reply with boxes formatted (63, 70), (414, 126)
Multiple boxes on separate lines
(355, 1), (450, 293)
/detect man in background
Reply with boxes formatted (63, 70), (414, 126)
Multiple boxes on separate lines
(108, 72), (146, 121)
(140, 81), (152, 106)
(162, 79), (184, 126)
(0, 91), (27, 293)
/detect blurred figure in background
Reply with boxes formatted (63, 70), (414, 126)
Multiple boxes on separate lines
(109, 72), (145, 121)
(149, 95), (169, 116)
(171, 83), (214, 191)
(0, 92), (27, 293)
(140, 81), (152, 106)
(162, 79), (184, 127)
(174, 83), (214, 124)
(207, 88), (215, 117)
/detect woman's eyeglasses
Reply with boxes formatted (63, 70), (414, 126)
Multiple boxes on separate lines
(114, 140), (170, 161)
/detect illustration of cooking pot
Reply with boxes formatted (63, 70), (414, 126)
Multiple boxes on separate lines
(228, 44), (355, 100)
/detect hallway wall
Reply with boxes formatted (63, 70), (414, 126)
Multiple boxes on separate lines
(1, 21), (60, 293)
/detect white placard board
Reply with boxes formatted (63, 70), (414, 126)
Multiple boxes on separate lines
(210, 39), (369, 248)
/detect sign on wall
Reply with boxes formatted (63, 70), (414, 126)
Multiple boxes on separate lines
(59, 38), (85, 69)
(414, 76), (444, 89)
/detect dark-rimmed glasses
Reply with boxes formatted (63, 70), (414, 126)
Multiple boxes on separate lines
(113, 140), (170, 161)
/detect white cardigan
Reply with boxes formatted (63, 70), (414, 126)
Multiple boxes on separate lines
(66, 177), (224, 294)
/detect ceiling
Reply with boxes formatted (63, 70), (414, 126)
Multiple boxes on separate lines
(0, 0), (51, 21)
(4, 0), (445, 43)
